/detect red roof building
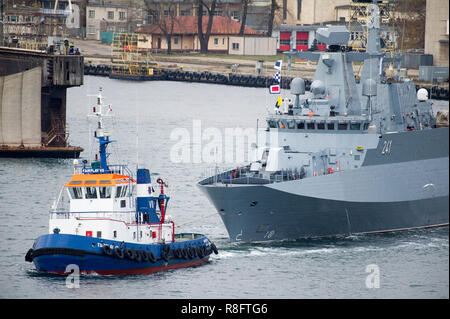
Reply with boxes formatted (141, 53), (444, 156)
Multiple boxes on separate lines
(136, 16), (262, 52)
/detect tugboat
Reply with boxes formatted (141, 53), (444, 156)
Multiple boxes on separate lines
(198, 1), (449, 242)
(25, 88), (218, 275)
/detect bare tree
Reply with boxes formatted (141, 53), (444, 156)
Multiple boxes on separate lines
(197, 0), (217, 54)
(144, 0), (179, 54)
(238, 0), (249, 36)
(395, 0), (426, 51)
(266, 0), (279, 37)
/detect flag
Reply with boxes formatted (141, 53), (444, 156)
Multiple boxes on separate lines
(273, 72), (281, 83)
(269, 84), (280, 94)
(274, 60), (282, 71)
(275, 96), (282, 108)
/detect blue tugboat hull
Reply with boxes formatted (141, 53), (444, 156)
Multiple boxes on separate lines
(30, 234), (213, 275)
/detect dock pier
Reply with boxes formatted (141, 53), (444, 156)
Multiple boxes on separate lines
(0, 47), (84, 158)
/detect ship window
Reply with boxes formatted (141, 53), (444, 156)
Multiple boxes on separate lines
(327, 122), (335, 130)
(307, 122), (315, 130)
(85, 187), (98, 199)
(97, 231), (102, 238)
(85, 180), (96, 185)
(350, 123), (361, 130)
(100, 180), (111, 184)
(297, 122), (305, 129)
(287, 121), (295, 129)
(338, 123), (348, 130)
(121, 185), (129, 197)
(116, 186), (122, 198)
(363, 123), (369, 130)
(68, 187), (83, 199)
(113, 231), (117, 238)
(69, 181), (82, 185)
(317, 123), (325, 130)
(268, 120), (277, 128)
(99, 186), (112, 198)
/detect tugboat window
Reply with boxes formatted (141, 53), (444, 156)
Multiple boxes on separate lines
(121, 185), (129, 197)
(338, 123), (348, 130)
(327, 123), (335, 130)
(99, 186), (112, 198)
(68, 187), (83, 199)
(307, 122), (315, 130)
(116, 186), (122, 198)
(297, 122), (305, 129)
(350, 123), (361, 130)
(85, 187), (98, 199)
(288, 121), (295, 129)
(317, 123), (325, 130)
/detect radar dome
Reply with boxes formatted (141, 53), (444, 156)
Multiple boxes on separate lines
(290, 78), (305, 95)
(417, 88), (428, 101)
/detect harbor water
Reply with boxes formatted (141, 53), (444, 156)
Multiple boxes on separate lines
(0, 76), (448, 298)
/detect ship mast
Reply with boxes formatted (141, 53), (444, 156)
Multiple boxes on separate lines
(90, 88), (114, 172)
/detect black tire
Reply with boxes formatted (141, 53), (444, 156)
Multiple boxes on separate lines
(189, 246), (197, 258)
(25, 248), (34, 262)
(102, 245), (113, 256)
(114, 247), (124, 259)
(210, 242), (219, 255)
(196, 246), (204, 258)
(186, 247), (193, 259)
(124, 248), (135, 260)
(140, 250), (149, 262)
(174, 248), (182, 259)
(134, 250), (142, 262)
(181, 248), (188, 259)
(147, 251), (156, 263)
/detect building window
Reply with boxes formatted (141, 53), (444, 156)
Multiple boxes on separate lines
(107, 11), (114, 20)
(89, 10), (95, 19)
(232, 42), (239, 50)
(174, 37), (179, 45)
(283, 0), (287, 20)
(180, 9), (191, 16)
(231, 11), (240, 20)
(297, 0), (302, 20)
(119, 11), (126, 20)
(214, 38), (219, 45)
(88, 25), (95, 34)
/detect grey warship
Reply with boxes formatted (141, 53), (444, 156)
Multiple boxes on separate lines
(198, 2), (449, 243)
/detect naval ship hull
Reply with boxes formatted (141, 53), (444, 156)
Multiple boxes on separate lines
(199, 128), (449, 242)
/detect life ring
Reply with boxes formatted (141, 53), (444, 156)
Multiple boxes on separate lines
(147, 251), (156, 263)
(210, 243), (219, 255)
(124, 248), (135, 260)
(134, 250), (142, 262)
(114, 247), (124, 259)
(140, 249), (149, 262)
(102, 245), (113, 256)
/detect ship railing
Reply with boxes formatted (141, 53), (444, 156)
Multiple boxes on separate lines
(49, 210), (137, 221)
(200, 165), (308, 185)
